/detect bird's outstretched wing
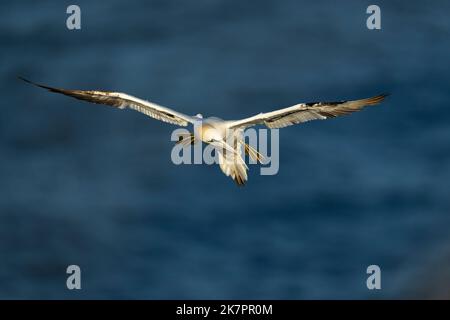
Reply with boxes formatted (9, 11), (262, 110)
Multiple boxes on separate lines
(227, 94), (388, 129)
(19, 77), (194, 126)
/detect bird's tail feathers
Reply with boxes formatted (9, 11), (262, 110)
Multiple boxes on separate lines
(217, 149), (248, 186)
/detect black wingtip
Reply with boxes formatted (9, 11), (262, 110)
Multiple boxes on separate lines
(18, 76), (57, 92)
(18, 76), (33, 84)
(377, 93), (390, 101)
(18, 76), (43, 88)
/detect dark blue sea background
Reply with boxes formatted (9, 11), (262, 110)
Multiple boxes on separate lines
(1, 0), (450, 299)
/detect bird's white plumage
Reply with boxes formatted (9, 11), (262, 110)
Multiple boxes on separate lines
(227, 95), (387, 129)
(18, 77), (194, 126)
(109, 92), (195, 126)
(20, 77), (387, 185)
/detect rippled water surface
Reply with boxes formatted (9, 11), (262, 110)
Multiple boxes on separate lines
(1, 0), (450, 299)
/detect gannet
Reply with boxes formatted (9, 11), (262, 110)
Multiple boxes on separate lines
(20, 77), (387, 185)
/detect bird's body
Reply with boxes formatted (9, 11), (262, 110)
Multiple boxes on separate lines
(194, 116), (227, 142)
(20, 77), (388, 185)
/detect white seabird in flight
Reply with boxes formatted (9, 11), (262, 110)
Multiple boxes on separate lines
(20, 77), (387, 186)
